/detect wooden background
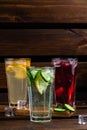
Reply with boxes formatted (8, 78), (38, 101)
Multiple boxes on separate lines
(1, 0), (87, 23)
(0, 0), (87, 105)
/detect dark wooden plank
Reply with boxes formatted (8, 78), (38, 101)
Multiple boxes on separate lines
(0, 93), (8, 105)
(0, 29), (87, 56)
(1, 0), (87, 23)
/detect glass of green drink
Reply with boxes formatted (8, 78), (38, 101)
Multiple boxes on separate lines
(27, 67), (55, 122)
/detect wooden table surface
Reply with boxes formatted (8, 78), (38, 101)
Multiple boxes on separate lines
(0, 118), (86, 130)
(0, 105), (87, 130)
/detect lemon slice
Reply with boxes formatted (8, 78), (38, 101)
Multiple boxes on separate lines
(6, 65), (14, 72)
(35, 71), (49, 95)
(13, 65), (26, 79)
(26, 59), (31, 67)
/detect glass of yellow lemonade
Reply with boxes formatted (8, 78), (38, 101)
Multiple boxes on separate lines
(5, 58), (31, 110)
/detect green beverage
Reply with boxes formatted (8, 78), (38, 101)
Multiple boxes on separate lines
(27, 67), (55, 122)
(5, 58), (31, 108)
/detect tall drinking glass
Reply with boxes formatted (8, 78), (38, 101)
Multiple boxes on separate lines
(27, 67), (55, 122)
(52, 58), (78, 117)
(5, 58), (31, 110)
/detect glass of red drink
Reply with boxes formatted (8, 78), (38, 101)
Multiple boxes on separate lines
(52, 58), (78, 116)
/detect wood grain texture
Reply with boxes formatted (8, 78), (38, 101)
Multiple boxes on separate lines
(1, 0), (87, 23)
(0, 29), (87, 56)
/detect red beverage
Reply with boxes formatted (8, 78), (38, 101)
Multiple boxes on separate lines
(52, 58), (78, 116)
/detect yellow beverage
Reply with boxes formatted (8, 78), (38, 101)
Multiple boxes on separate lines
(5, 58), (31, 108)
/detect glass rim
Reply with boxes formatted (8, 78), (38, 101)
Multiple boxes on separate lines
(5, 58), (31, 65)
(52, 57), (78, 62)
(52, 58), (78, 68)
(27, 66), (54, 69)
(5, 58), (31, 61)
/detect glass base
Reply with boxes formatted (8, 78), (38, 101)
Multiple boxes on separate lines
(30, 116), (52, 123)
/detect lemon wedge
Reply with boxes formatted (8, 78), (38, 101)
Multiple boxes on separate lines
(35, 71), (49, 95)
